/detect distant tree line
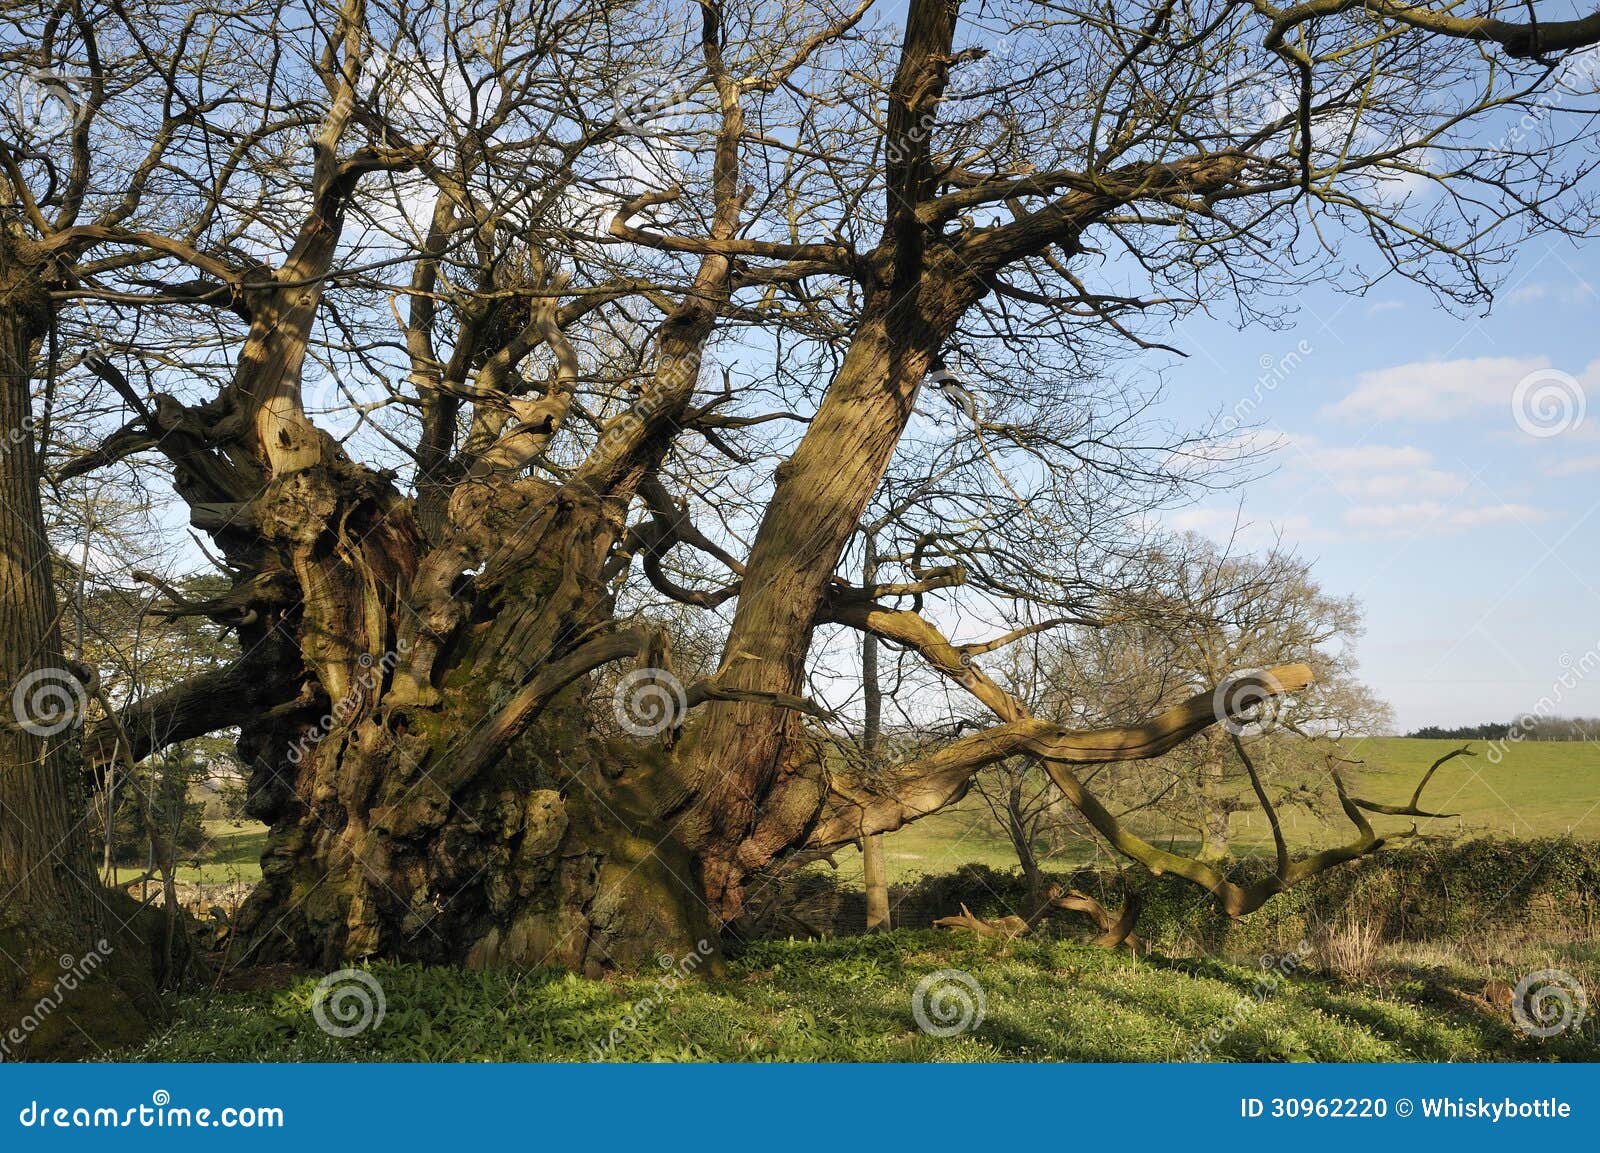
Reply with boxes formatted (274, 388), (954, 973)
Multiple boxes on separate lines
(1407, 719), (1600, 741)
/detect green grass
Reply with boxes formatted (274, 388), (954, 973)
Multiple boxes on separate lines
(118, 931), (1598, 1062)
(819, 738), (1600, 888)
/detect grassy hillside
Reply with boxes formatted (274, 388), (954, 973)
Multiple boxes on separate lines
(120, 932), (1597, 1062)
(1345, 736), (1599, 841)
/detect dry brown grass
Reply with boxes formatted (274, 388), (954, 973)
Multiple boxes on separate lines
(1312, 910), (1386, 980)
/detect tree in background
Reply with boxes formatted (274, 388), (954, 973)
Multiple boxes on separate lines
(1042, 535), (1393, 864)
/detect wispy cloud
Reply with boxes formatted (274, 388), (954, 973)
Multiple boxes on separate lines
(1342, 501), (1550, 534)
(1542, 455), (1600, 477)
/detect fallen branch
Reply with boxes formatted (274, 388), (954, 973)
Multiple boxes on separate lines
(933, 903), (1030, 938)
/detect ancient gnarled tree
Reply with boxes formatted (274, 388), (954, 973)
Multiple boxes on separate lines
(4, 0), (1599, 988)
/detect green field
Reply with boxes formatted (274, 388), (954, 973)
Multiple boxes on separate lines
(819, 737), (1600, 888)
(185, 820), (267, 885)
(1344, 737), (1599, 840)
(135, 740), (1599, 1064)
(120, 931), (1598, 1062)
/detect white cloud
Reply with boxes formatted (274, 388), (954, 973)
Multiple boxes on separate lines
(1323, 356), (1550, 423)
(1505, 281), (1595, 308)
(1322, 356), (1600, 448)
(1279, 435), (1470, 503)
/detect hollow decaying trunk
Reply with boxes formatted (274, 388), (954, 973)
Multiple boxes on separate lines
(227, 467), (721, 972)
(233, 704), (718, 973)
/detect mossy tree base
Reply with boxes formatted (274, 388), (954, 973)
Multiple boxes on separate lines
(0, 893), (169, 1061)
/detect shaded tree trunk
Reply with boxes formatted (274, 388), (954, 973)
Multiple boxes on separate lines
(0, 236), (161, 1057)
(1004, 771), (1045, 900)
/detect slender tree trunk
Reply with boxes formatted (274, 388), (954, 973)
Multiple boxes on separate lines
(860, 532), (890, 933)
(1004, 769), (1044, 900)
(1197, 736), (1231, 863)
(687, 263), (978, 918)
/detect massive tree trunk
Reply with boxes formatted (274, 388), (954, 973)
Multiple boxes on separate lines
(225, 464), (721, 972)
(0, 235), (161, 1057)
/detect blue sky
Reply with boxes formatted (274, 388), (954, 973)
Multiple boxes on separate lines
(1153, 233), (1600, 731)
